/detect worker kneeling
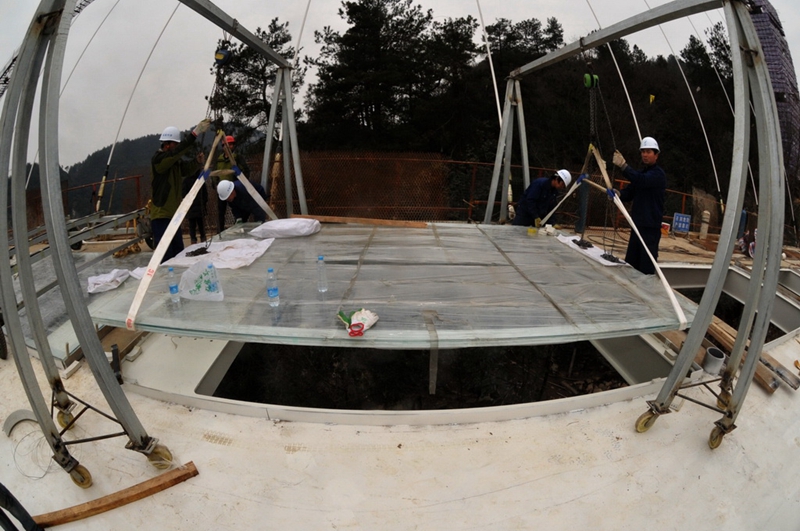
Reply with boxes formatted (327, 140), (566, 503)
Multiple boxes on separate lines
(512, 169), (571, 227)
(217, 180), (270, 224)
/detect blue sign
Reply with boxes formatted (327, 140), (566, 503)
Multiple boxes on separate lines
(673, 213), (691, 233)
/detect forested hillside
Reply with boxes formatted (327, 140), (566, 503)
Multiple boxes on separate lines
(66, 0), (786, 222)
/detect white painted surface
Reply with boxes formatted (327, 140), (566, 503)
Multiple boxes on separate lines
(1, 334), (799, 530)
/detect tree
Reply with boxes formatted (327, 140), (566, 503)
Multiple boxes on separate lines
(303, 0), (434, 148)
(484, 16), (564, 68)
(302, 0), (483, 152)
(705, 22), (732, 80)
(206, 18), (306, 142)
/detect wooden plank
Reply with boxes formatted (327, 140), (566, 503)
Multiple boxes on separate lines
(33, 461), (199, 528)
(707, 316), (780, 393)
(99, 327), (146, 359)
(760, 351), (800, 390)
(709, 315), (799, 388)
(292, 214), (428, 228)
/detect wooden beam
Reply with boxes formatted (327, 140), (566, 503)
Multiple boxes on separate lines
(33, 461), (199, 528)
(707, 316), (780, 393)
(292, 214), (428, 228)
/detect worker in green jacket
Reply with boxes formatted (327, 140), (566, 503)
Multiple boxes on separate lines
(150, 119), (209, 262)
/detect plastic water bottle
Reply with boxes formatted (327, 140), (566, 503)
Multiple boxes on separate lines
(317, 255), (328, 293)
(167, 267), (180, 305)
(207, 263), (219, 293)
(267, 267), (280, 307)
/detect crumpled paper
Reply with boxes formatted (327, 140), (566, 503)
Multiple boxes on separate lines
(87, 269), (130, 293)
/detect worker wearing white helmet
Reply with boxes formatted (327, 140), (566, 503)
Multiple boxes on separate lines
(213, 135), (251, 233)
(611, 137), (666, 275)
(512, 169), (572, 227)
(216, 179), (270, 224)
(150, 118), (210, 262)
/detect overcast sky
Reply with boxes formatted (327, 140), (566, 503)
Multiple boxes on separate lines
(1, 0), (799, 166)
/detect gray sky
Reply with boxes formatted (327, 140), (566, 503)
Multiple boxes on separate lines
(2, 0), (799, 166)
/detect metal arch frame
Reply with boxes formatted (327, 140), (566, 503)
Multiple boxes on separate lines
(177, 0), (307, 215)
(0, 0), (84, 477)
(485, 0), (786, 442)
(0, 0), (310, 481)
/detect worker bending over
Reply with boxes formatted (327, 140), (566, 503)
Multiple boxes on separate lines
(216, 180), (270, 224)
(512, 169), (572, 227)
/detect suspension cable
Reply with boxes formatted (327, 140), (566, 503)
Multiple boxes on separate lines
(642, 0), (724, 212)
(24, 0), (122, 190)
(475, 0), (502, 127)
(96, 3), (181, 213)
(691, 12), (759, 206)
(293, 0), (313, 68)
(584, 0), (642, 140)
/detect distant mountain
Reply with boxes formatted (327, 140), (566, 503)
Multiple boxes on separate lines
(65, 126), (260, 218)
(66, 134), (158, 218)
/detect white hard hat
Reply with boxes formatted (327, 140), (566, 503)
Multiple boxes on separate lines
(217, 180), (235, 201)
(640, 136), (660, 152)
(556, 169), (572, 188)
(159, 126), (181, 143)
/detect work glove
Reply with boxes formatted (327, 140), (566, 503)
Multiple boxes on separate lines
(607, 188), (619, 200)
(576, 173), (588, 185)
(612, 150), (627, 169)
(192, 119), (211, 136)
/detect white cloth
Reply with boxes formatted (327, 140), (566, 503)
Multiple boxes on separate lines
(250, 218), (321, 239)
(130, 267), (147, 280)
(162, 238), (274, 270)
(557, 234), (627, 267)
(87, 269), (131, 293)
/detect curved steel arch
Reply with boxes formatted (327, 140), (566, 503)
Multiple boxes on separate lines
(485, 0), (785, 443)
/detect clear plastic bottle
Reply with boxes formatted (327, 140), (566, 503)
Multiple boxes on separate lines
(167, 267), (180, 305)
(267, 267), (280, 307)
(317, 255), (328, 293)
(207, 263), (219, 293)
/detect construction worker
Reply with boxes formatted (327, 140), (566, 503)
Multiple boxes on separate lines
(612, 136), (666, 275)
(150, 119), (209, 262)
(512, 169), (572, 227)
(213, 135), (251, 233)
(216, 180), (269, 224)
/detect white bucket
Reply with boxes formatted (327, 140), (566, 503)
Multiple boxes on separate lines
(703, 347), (725, 375)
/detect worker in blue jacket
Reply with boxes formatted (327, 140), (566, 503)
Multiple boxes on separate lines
(612, 136), (666, 275)
(216, 180), (269, 224)
(512, 169), (572, 227)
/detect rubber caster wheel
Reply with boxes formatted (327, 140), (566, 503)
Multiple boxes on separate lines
(716, 390), (731, 410)
(147, 444), (173, 470)
(708, 427), (724, 449)
(57, 410), (75, 430)
(635, 411), (658, 433)
(70, 464), (93, 488)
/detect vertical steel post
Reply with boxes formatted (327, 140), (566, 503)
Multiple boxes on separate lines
(483, 80), (515, 223)
(514, 80), (532, 190)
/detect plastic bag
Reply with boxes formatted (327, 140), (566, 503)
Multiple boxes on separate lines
(179, 260), (224, 301)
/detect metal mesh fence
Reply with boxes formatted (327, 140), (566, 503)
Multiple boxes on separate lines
(19, 152), (790, 246)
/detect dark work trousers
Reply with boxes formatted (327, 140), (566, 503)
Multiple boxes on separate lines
(625, 226), (661, 275)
